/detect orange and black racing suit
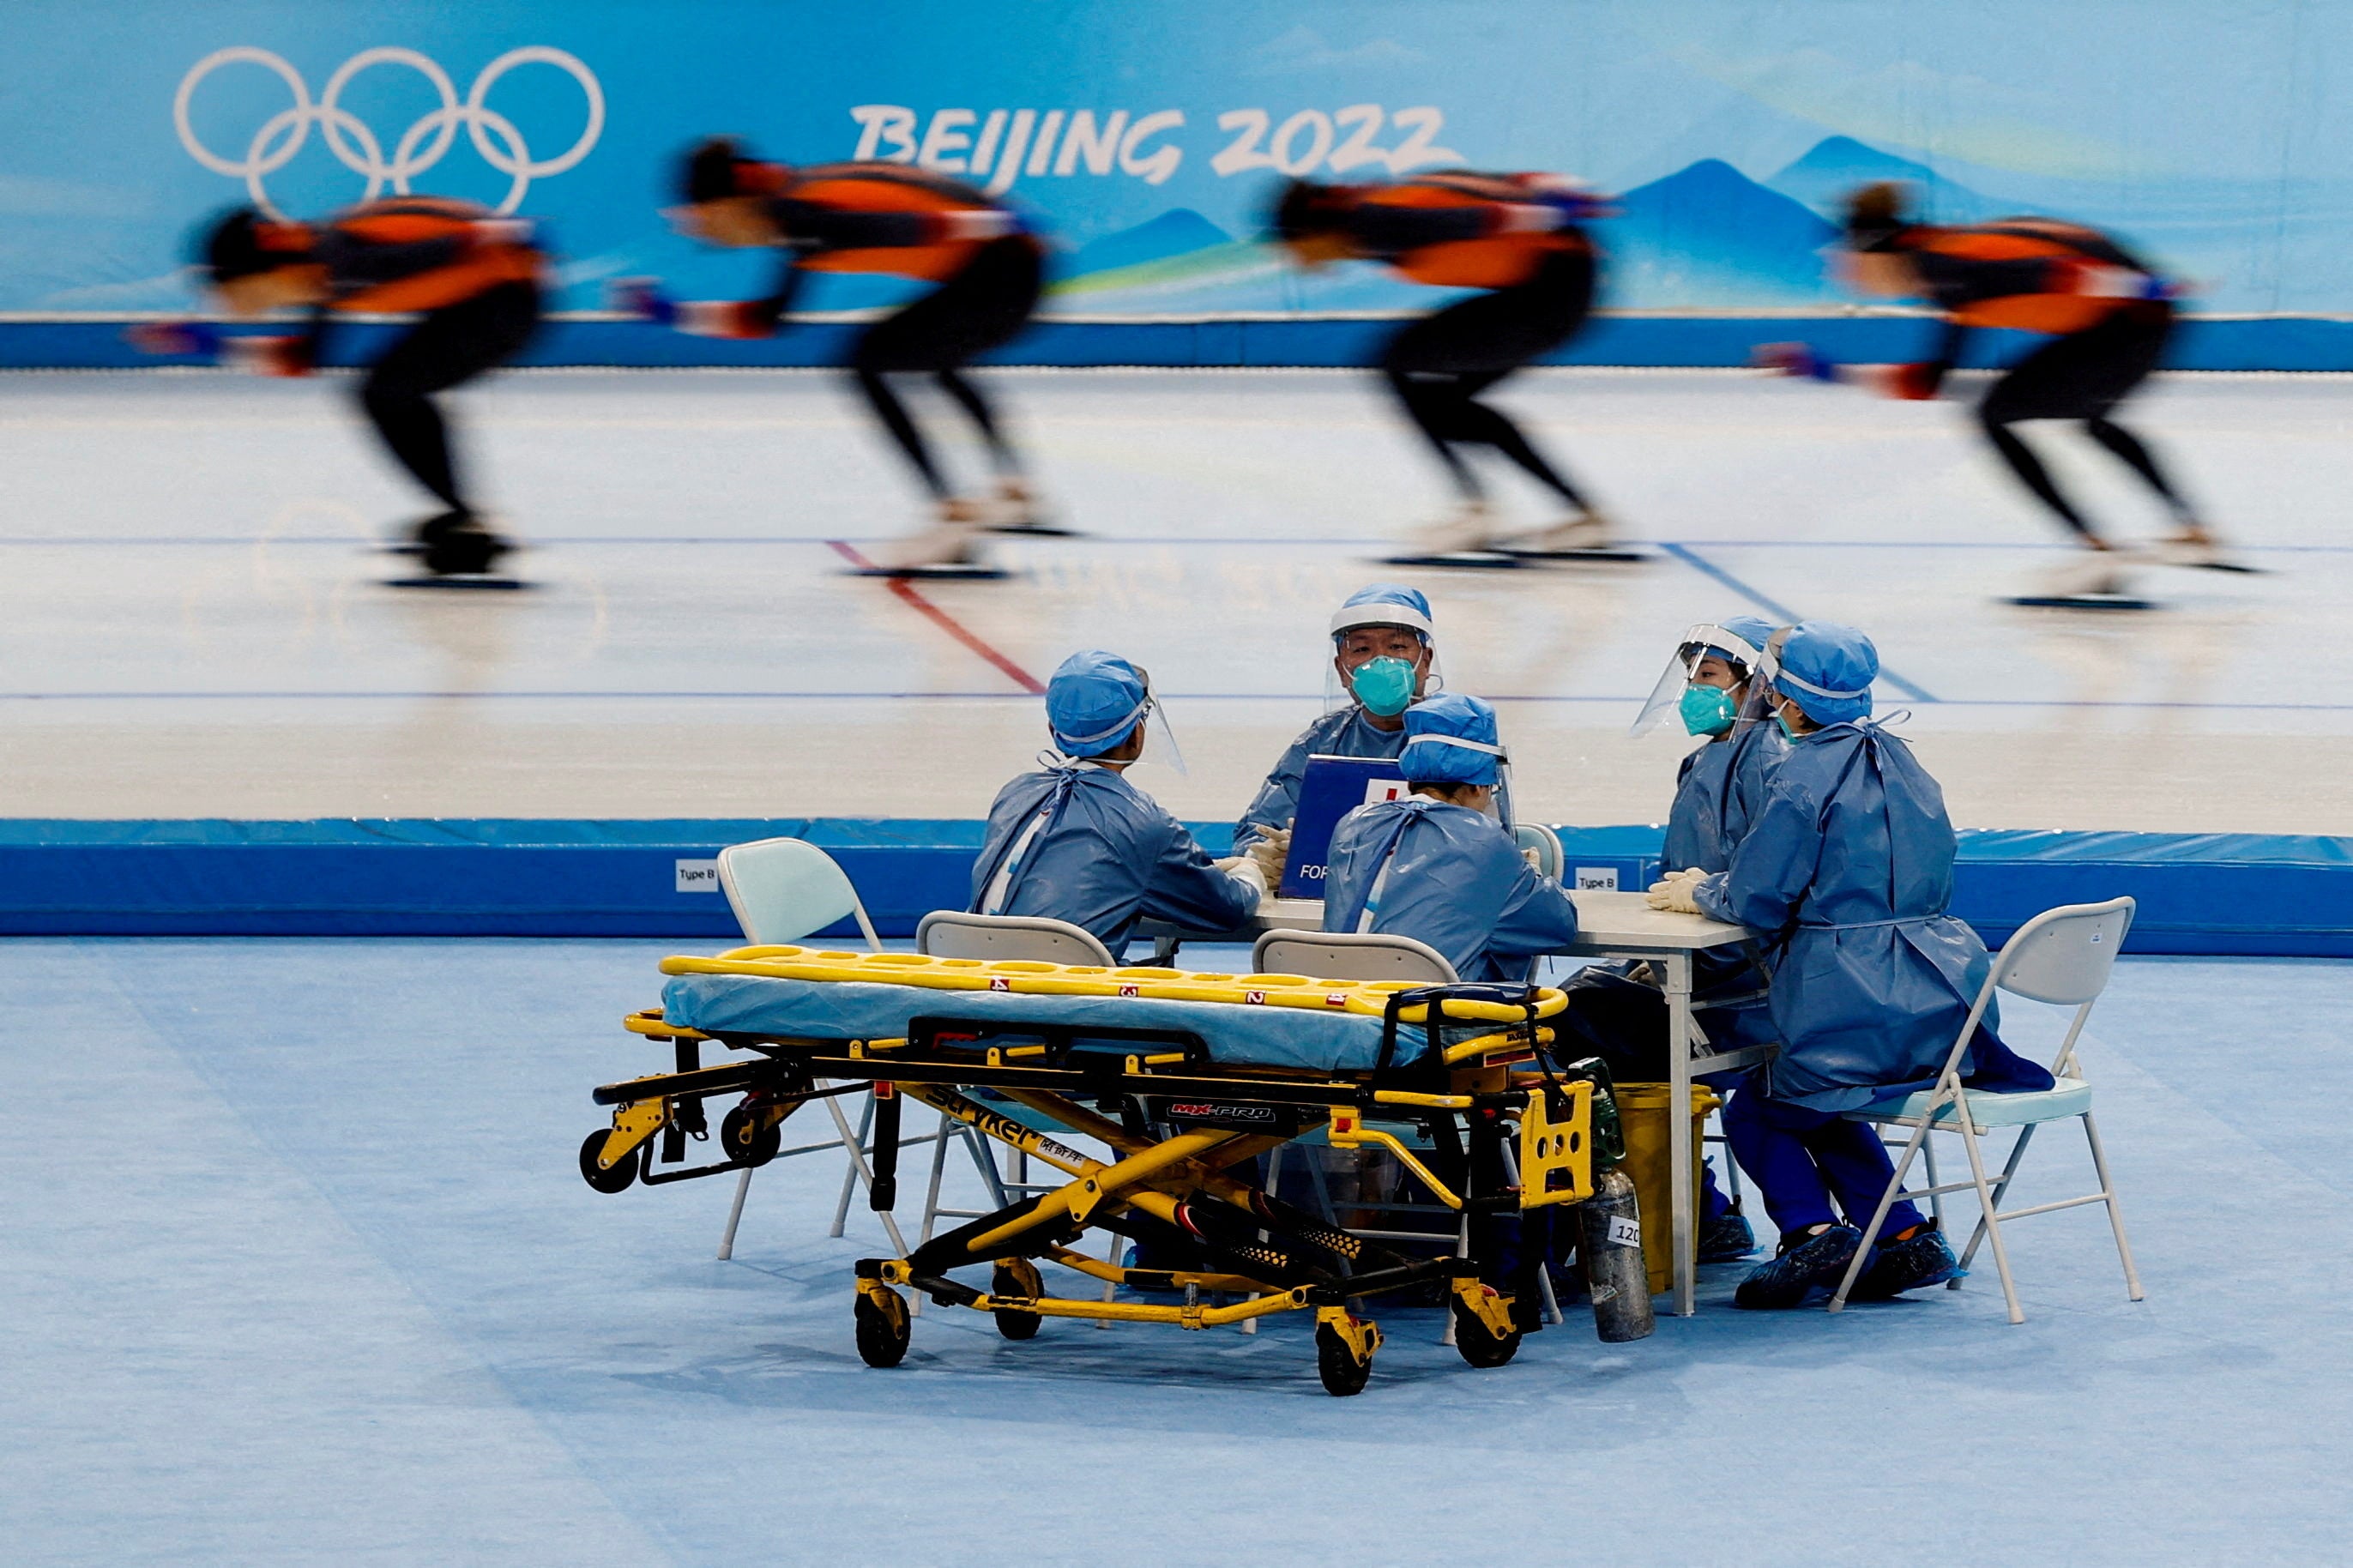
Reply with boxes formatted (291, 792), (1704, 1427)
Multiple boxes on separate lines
(1890, 218), (2190, 540)
(1337, 172), (1601, 506)
(281, 197), (545, 519)
(717, 164), (1044, 499)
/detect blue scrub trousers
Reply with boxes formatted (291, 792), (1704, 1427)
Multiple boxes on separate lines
(1723, 1086), (1925, 1242)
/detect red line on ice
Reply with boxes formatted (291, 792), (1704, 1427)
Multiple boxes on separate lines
(824, 540), (1044, 695)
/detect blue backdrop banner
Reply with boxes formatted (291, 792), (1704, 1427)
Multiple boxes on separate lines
(4, 3), (2350, 359)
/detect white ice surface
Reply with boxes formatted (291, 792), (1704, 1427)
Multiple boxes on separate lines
(1, 368), (2347, 829)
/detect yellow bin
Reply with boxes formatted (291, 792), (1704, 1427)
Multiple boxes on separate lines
(1613, 1083), (1723, 1295)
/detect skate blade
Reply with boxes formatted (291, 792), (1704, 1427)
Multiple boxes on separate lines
(851, 564), (1010, 581)
(386, 575), (532, 591)
(2005, 594), (2157, 612)
(2184, 558), (2262, 575)
(1383, 550), (1530, 570)
(984, 522), (1081, 538)
(1494, 546), (1652, 563)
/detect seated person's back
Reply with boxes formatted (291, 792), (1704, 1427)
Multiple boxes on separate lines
(1319, 692), (1576, 981)
(971, 649), (1262, 953)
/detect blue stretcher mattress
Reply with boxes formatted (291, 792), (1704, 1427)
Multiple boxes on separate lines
(658, 973), (1413, 1073)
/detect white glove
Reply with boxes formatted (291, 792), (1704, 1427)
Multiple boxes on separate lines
(1219, 855), (1268, 902)
(1244, 826), (1291, 884)
(1646, 867), (1706, 914)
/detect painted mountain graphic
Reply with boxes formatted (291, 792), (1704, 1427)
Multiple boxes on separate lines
(1052, 209), (1276, 299)
(1065, 208), (1233, 275)
(1602, 158), (1837, 306)
(1767, 136), (2007, 226)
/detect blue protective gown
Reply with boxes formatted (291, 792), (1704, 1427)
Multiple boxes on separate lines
(1320, 797), (1578, 982)
(1234, 708), (1408, 853)
(1663, 718), (1788, 874)
(970, 763), (1258, 953)
(1668, 719), (1789, 1052)
(1234, 706), (1514, 853)
(1693, 721), (2054, 1112)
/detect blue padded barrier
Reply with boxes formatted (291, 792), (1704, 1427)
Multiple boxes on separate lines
(1952, 830), (2353, 958)
(0, 818), (2344, 954)
(18, 314), (2353, 371)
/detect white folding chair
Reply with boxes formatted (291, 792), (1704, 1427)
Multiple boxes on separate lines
(1249, 932), (1565, 1336)
(1252, 929), (1459, 985)
(914, 910), (1126, 1322)
(1512, 823), (1565, 881)
(712, 837), (926, 1264)
(914, 910), (1118, 968)
(1829, 897), (2145, 1324)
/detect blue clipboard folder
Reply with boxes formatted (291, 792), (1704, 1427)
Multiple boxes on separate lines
(1280, 754), (1412, 899)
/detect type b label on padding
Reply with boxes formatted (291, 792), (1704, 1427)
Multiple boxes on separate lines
(1608, 1215), (1641, 1248)
(1576, 866), (1620, 891)
(674, 859), (721, 893)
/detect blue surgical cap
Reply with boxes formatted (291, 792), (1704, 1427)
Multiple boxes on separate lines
(1045, 649), (1152, 757)
(1772, 621), (1878, 725)
(1699, 614), (1777, 667)
(1330, 583), (1435, 642)
(1400, 691), (1504, 786)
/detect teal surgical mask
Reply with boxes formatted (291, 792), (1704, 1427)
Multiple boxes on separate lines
(1349, 655), (1419, 717)
(1680, 683), (1738, 737)
(1776, 709), (1804, 740)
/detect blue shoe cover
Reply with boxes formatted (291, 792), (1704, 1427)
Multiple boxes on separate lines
(1698, 1209), (1757, 1263)
(1849, 1226), (1962, 1300)
(1733, 1224), (1861, 1310)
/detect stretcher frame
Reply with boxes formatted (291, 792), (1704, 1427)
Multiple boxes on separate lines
(582, 976), (1632, 1396)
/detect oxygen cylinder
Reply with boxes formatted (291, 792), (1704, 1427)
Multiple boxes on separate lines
(1578, 1167), (1656, 1342)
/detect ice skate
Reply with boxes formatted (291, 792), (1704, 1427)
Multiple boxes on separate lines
(386, 515), (527, 589)
(854, 505), (1006, 580)
(381, 510), (469, 558)
(1385, 500), (1525, 569)
(977, 480), (1077, 537)
(2006, 548), (2155, 611)
(1496, 509), (1648, 561)
(2153, 528), (2260, 574)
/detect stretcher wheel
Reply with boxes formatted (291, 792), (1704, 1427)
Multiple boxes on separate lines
(720, 1102), (781, 1167)
(578, 1130), (637, 1194)
(991, 1259), (1044, 1340)
(854, 1286), (912, 1368)
(1451, 1298), (1523, 1369)
(1315, 1322), (1373, 1397)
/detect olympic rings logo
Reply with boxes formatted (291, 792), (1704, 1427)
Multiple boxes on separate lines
(174, 45), (604, 215)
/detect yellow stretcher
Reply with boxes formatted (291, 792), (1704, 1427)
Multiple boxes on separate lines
(581, 948), (1655, 1396)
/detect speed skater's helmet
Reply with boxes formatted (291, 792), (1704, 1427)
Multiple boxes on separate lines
(1268, 178), (1361, 243)
(196, 206), (315, 284)
(676, 136), (791, 205)
(1843, 181), (1915, 253)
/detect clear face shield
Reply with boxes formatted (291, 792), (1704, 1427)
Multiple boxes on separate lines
(1324, 624), (1445, 716)
(1131, 665), (1187, 777)
(1628, 623), (1769, 739)
(1046, 665), (1187, 776)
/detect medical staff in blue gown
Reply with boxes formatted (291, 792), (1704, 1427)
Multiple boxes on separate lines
(1234, 585), (1507, 875)
(1562, 617), (1789, 1261)
(1657, 616), (1789, 875)
(970, 650), (1264, 955)
(1652, 621), (2054, 1308)
(1319, 693), (1576, 982)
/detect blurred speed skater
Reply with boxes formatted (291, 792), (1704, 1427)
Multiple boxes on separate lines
(1270, 172), (1628, 567)
(624, 137), (1048, 577)
(1762, 183), (2243, 607)
(138, 200), (545, 580)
